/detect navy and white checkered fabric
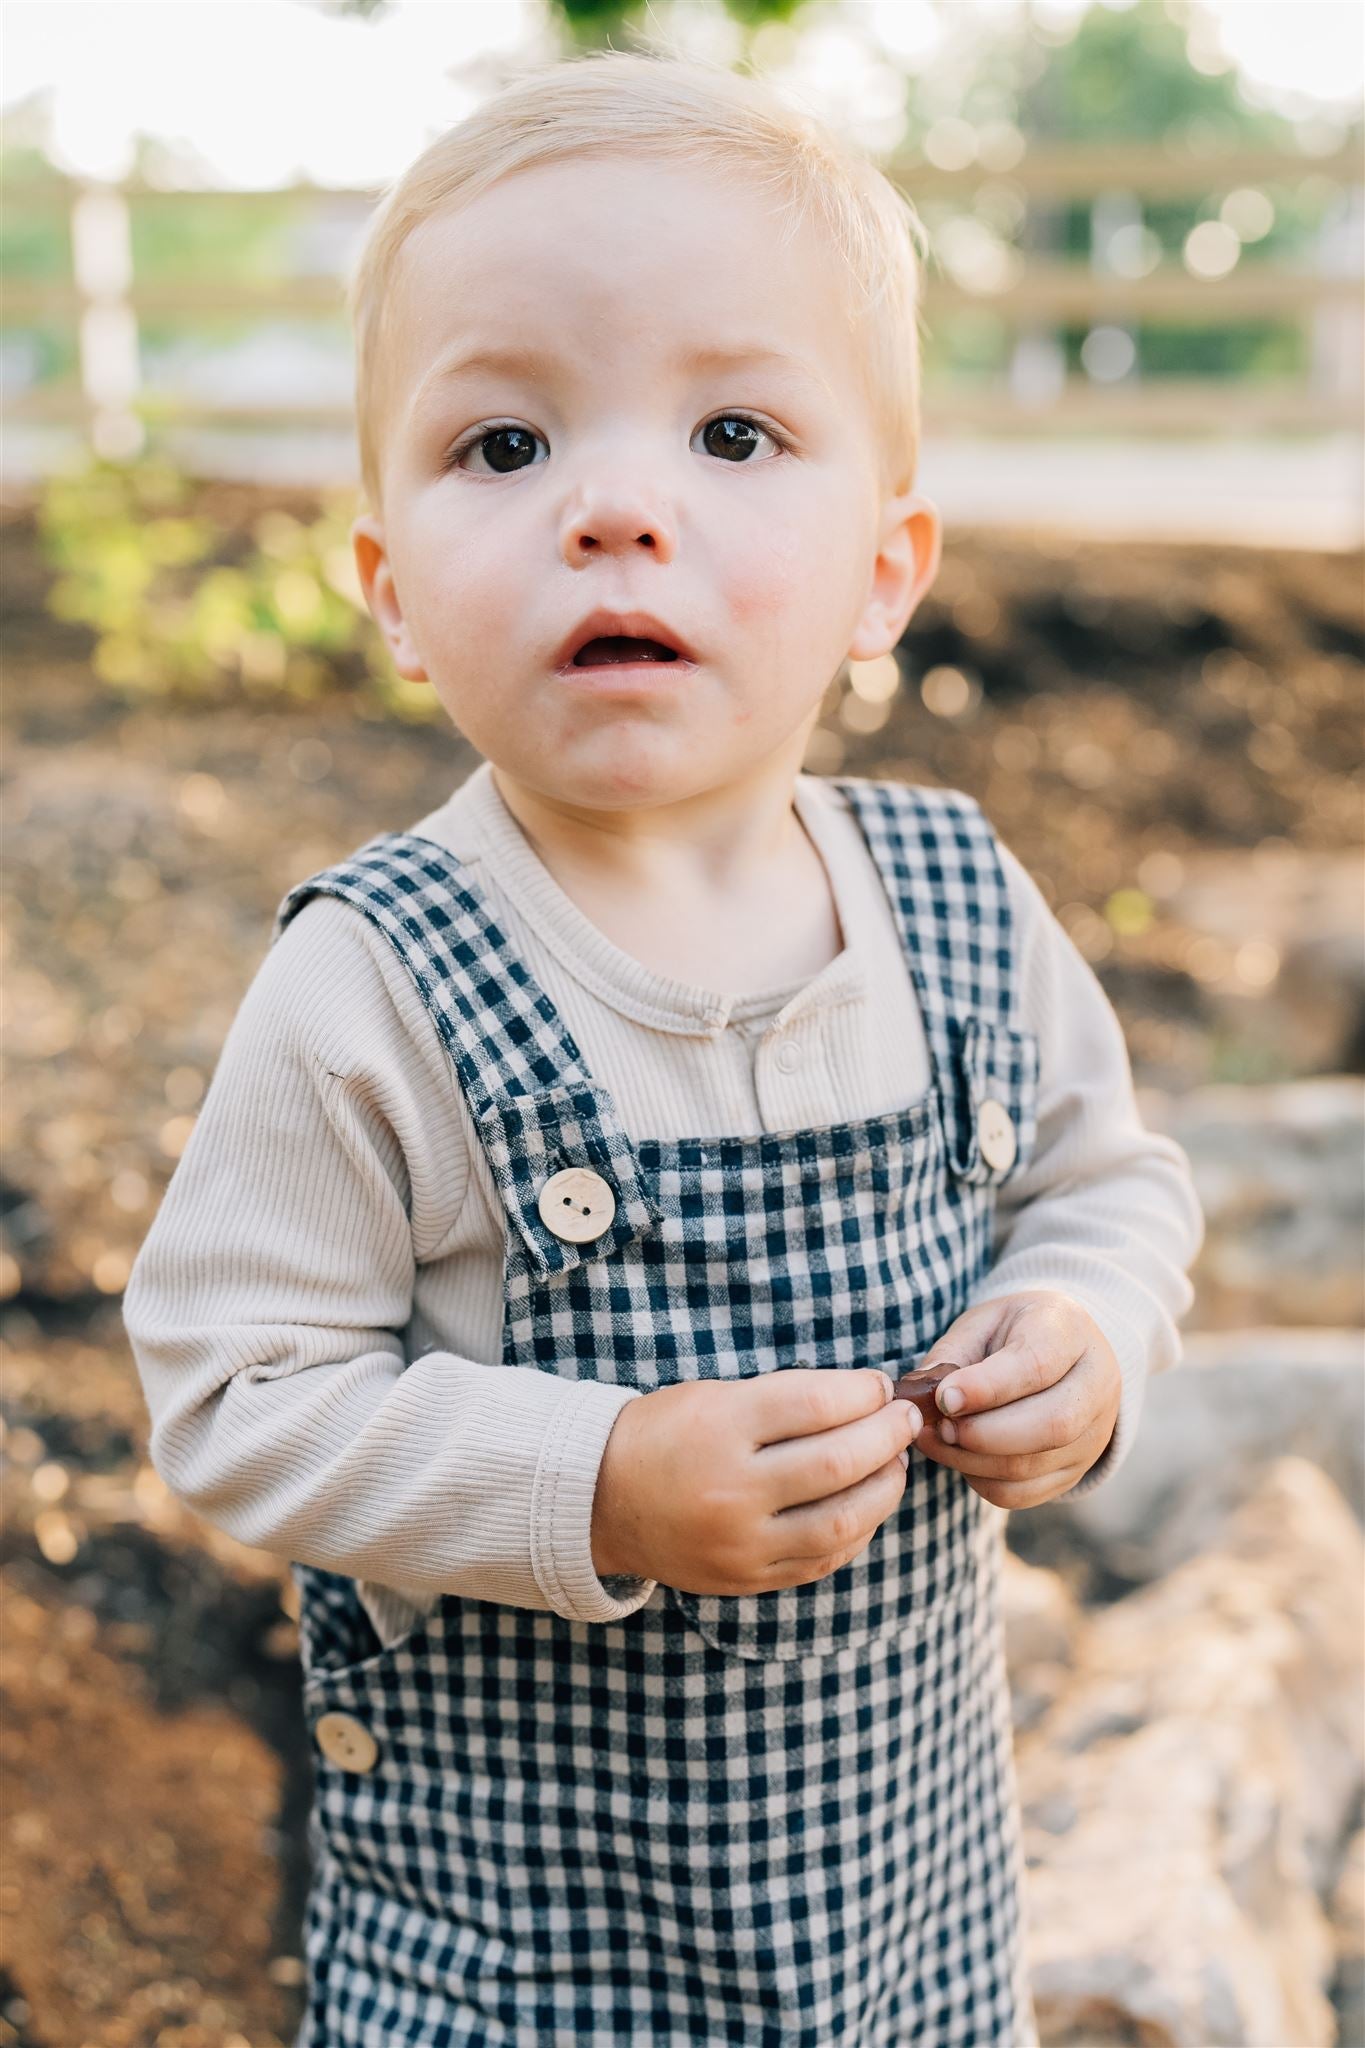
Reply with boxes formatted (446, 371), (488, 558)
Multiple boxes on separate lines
(274, 776), (1042, 2047)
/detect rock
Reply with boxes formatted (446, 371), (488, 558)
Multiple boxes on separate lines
(1007, 1327), (1365, 1595)
(1021, 1458), (1365, 2048)
(1138, 1079), (1365, 1330)
(1003, 1551), (1084, 1734)
(1330, 1826), (1365, 2048)
(1279, 932), (1365, 1077)
(1005, 1550), (1083, 1672)
(1167, 849), (1365, 1076)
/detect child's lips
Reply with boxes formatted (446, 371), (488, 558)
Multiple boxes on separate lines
(554, 656), (699, 690)
(553, 612), (698, 669)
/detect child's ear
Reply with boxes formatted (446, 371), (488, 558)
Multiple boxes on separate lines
(847, 491), (942, 663)
(351, 514), (430, 683)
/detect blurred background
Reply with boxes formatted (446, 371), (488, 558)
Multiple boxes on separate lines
(0, 2), (1361, 2043)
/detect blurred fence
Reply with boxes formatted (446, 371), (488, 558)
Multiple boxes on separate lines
(1, 139), (1362, 531)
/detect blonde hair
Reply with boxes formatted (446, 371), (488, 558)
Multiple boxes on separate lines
(346, 49), (929, 515)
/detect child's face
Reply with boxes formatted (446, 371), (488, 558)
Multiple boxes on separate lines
(354, 155), (939, 811)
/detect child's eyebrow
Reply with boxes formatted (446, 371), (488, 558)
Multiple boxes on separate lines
(408, 338), (830, 424)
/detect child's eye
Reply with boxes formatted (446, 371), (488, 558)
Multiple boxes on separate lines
(442, 411), (788, 476)
(444, 424), (547, 476)
(692, 414), (787, 463)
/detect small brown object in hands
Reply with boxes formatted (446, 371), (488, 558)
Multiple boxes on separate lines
(891, 1362), (963, 1427)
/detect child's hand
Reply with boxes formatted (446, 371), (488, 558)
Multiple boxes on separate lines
(591, 1367), (922, 1595)
(906, 1290), (1121, 1509)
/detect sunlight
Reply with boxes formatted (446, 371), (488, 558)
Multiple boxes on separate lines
(2, 0), (1360, 188)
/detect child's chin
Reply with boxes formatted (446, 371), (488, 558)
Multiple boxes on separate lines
(539, 741), (707, 809)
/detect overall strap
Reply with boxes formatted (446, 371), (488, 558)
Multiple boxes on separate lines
(832, 776), (1040, 1183)
(271, 833), (663, 1274)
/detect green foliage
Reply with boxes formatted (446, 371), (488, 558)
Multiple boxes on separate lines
(0, 141), (70, 280)
(0, 140), (79, 386)
(35, 451), (437, 722)
(318, 0), (804, 26)
(1013, 0), (1278, 143)
(127, 198), (297, 289)
(548, 0), (803, 52)
(902, 0), (1350, 387)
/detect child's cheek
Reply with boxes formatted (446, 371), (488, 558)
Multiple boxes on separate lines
(413, 521), (514, 654)
(723, 524), (805, 626)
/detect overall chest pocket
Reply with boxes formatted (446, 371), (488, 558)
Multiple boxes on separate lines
(943, 1015), (1041, 1188)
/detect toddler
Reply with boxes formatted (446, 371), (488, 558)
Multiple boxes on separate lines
(123, 50), (1204, 2048)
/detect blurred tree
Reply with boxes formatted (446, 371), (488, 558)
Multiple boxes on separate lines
(0, 135), (79, 389)
(1018, 0), (1287, 141)
(548, 0), (806, 49)
(315, 0), (809, 41)
(896, 0), (1357, 386)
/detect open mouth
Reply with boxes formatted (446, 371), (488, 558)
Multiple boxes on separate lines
(572, 636), (682, 666)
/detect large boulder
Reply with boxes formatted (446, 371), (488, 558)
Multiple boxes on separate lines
(1020, 1458), (1365, 2047)
(1138, 1078), (1364, 1330)
(1007, 1327), (1365, 1594)
(1163, 849), (1365, 1077)
(1329, 1825), (1365, 2048)
(1003, 1550), (1085, 1733)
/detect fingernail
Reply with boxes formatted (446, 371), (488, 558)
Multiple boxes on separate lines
(897, 1449), (909, 1469)
(879, 1372), (895, 1403)
(938, 1419), (958, 1445)
(938, 1386), (964, 1415)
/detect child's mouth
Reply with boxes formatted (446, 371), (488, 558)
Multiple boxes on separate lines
(559, 635), (697, 690)
(572, 636), (680, 667)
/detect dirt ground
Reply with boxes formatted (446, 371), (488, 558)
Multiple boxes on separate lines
(1, 492), (1361, 2046)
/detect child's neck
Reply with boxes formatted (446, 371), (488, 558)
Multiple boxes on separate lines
(489, 760), (846, 998)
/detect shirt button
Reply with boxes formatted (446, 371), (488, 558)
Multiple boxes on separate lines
(314, 1711), (378, 1774)
(537, 1165), (617, 1244)
(774, 1038), (801, 1074)
(977, 1098), (1018, 1173)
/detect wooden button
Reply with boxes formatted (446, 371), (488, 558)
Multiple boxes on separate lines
(537, 1166), (617, 1244)
(313, 1711), (378, 1774)
(976, 1098), (1017, 1173)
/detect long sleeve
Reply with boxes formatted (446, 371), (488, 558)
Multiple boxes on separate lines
(120, 899), (656, 1626)
(966, 842), (1205, 1496)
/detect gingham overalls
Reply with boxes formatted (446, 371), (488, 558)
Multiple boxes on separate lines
(272, 776), (1043, 2048)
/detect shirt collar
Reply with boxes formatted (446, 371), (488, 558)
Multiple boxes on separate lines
(421, 760), (870, 1039)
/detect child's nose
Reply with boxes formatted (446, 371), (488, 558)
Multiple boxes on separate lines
(560, 489), (677, 564)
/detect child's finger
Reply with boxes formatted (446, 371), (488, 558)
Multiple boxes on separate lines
(916, 1409), (1055, 1474)
(916, 1382), (1086, 1469)
(929, 1384), (1088, 1466)
(916, 1429), (1074, 1485)
(928, 1333), (1080, 1421)
(967, 1464), (1093, 1511)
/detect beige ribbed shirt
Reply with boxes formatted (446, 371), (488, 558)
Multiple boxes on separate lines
(122, 763), (1203, 1647)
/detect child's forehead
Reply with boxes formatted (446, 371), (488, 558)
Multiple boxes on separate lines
(397, 155), (836, 299)
(386, 158), (859, 397)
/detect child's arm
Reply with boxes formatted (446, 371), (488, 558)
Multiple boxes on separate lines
(921, 840), (1205, 1501)
(121, 895), (655, 1623)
